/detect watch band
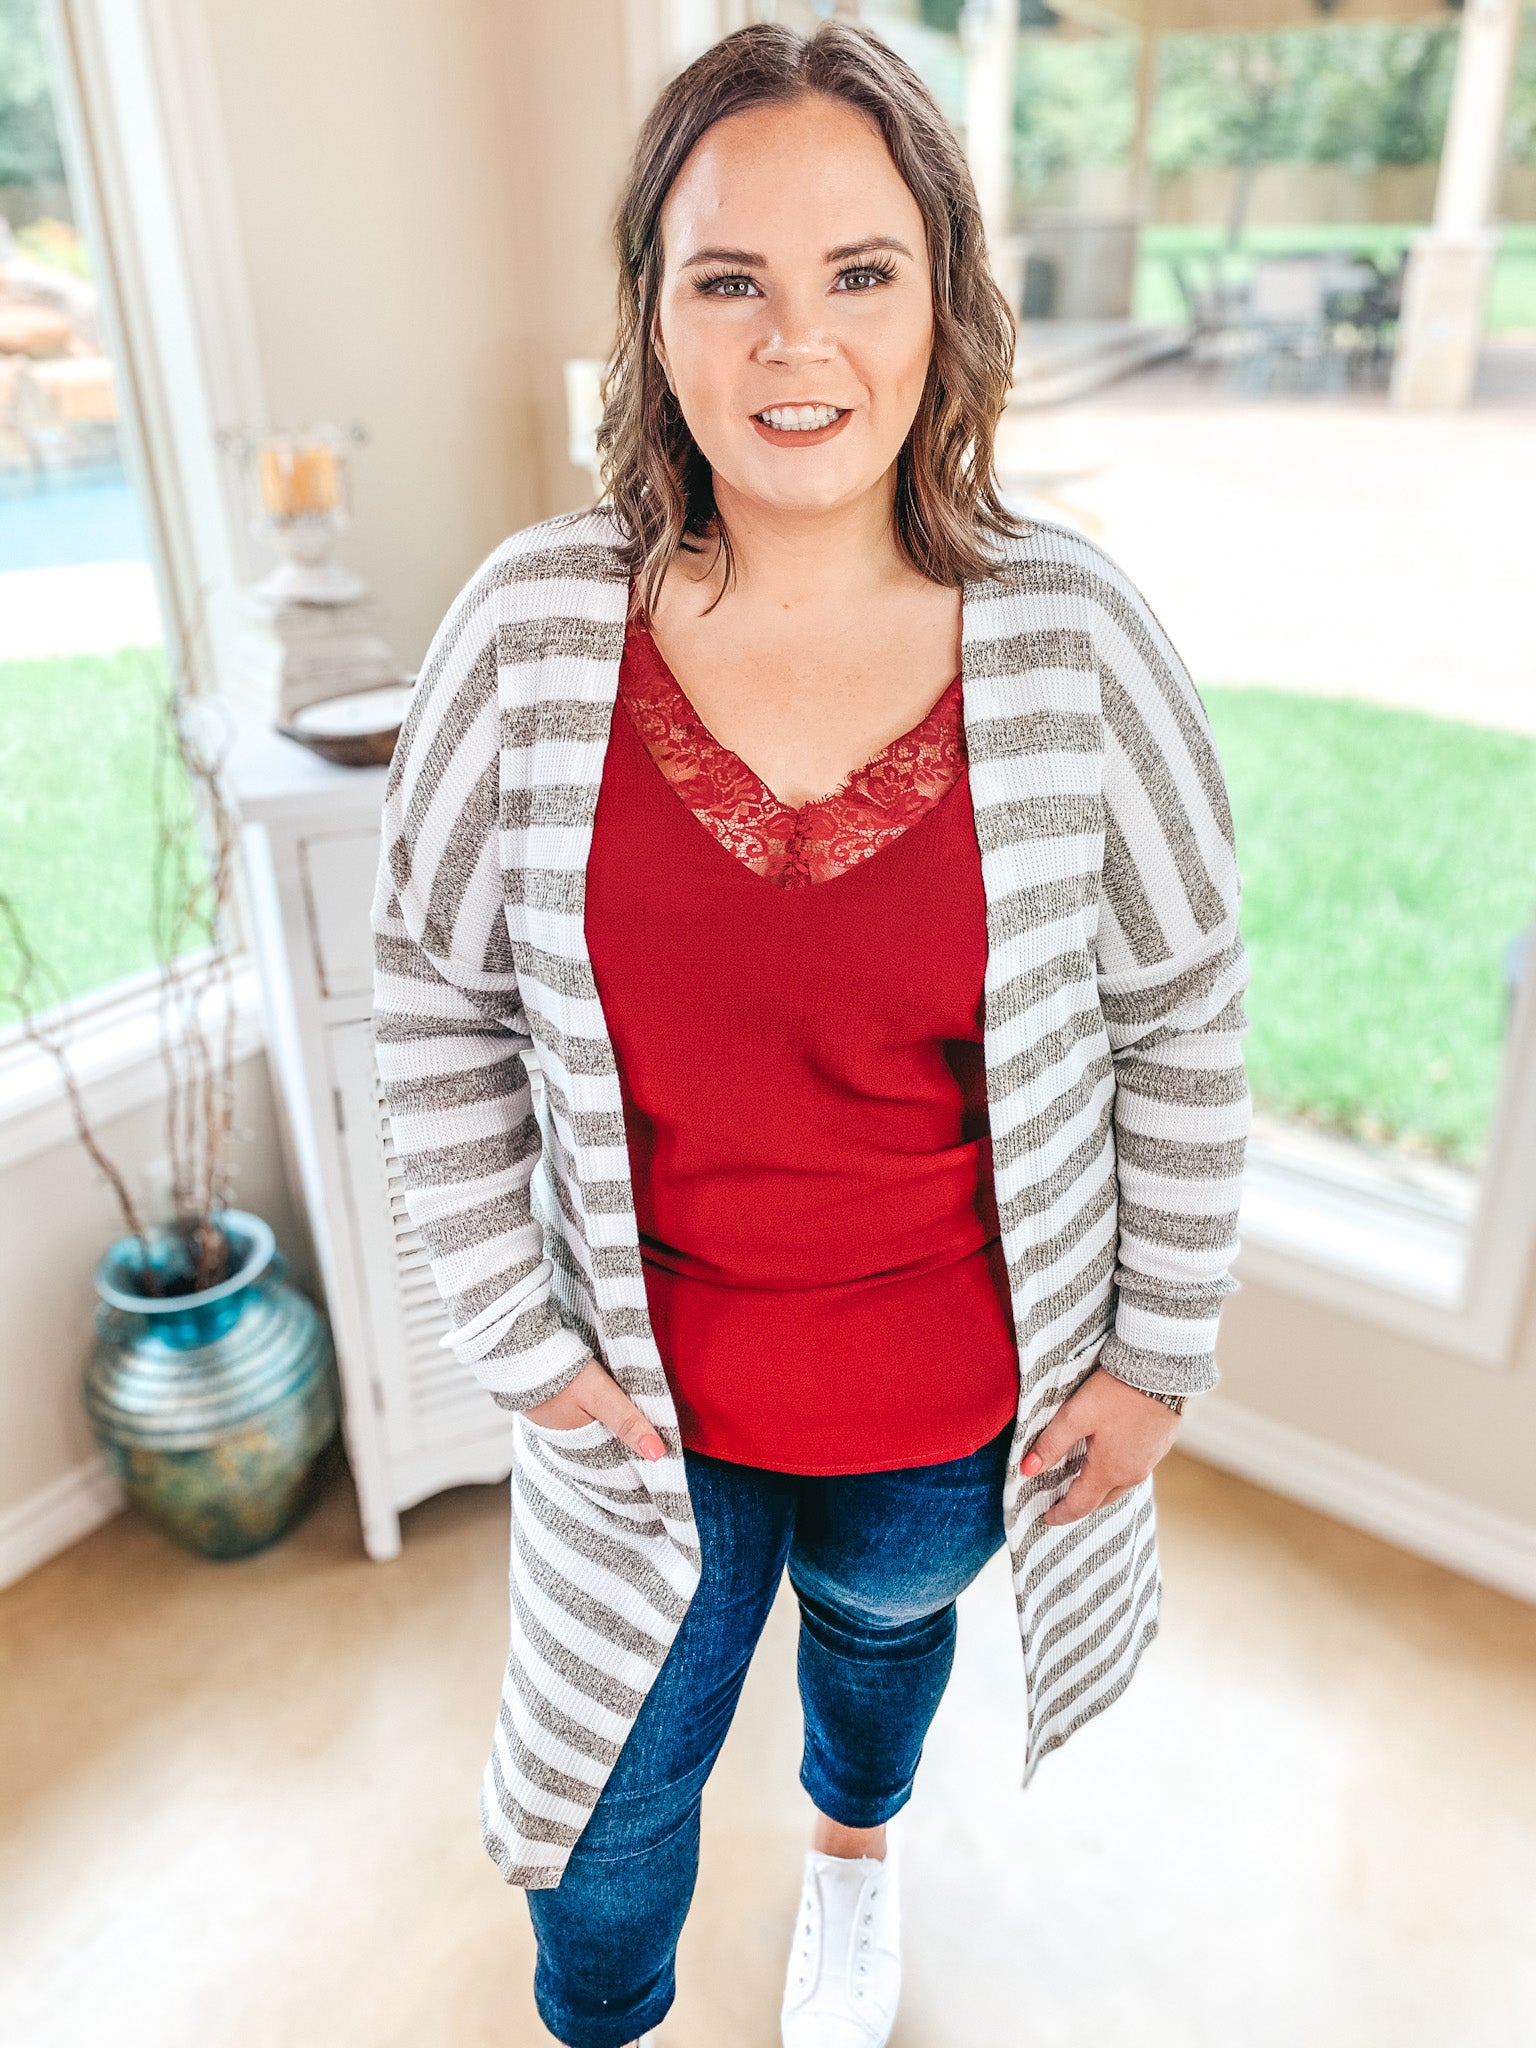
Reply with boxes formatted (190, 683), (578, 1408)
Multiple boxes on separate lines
(1144, 1388), (1186, 1414)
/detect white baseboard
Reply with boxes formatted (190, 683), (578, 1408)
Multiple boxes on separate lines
(0, 1458), (123, 1590)
(1178, 1396), (1536, 1605)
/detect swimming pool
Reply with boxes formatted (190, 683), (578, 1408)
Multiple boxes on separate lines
(0, 463), (152, 572)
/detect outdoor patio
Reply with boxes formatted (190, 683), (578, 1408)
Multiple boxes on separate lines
(996, 336), (1536, 738)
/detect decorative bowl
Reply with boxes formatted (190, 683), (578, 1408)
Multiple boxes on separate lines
(276, 681), (415, 767)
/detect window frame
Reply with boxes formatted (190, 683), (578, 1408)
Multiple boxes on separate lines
(1234, 911), (1536, 1366)
(0, 0), (271, 1148)
(0, 952), (266, 1172)
(47, 0), (265, 706)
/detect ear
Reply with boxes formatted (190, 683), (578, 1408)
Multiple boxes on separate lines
(652, 331), (676, 396)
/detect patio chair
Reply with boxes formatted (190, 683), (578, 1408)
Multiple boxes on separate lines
(1338, 251), (1407, 388)
(1170, 255), (1250, 373)
(1234, 255), (1345, 394)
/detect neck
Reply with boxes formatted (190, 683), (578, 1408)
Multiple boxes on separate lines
(698, 468), (908, 611)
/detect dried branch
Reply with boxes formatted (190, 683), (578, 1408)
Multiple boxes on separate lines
(0, 893), (154, 1270)
(0, 573), (244, 1296)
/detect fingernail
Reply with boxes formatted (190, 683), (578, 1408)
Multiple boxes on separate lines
(641, 1434), (666, 1462)
(1022, 1452), (1042, 1475)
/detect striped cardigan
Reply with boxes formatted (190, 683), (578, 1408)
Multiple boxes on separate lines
(370, 503), (1252, 1890)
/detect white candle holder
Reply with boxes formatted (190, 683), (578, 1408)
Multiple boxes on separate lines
(222, 421), (370, 604)
(218, 420), (402, 724)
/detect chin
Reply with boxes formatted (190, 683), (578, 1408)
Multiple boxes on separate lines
(734, 455), (877, 518)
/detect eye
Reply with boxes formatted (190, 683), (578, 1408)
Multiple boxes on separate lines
(834, 260), (899, 292)
(694, 270), (761, 298)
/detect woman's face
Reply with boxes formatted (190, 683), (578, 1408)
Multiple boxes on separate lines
(654, 93), (935, 523)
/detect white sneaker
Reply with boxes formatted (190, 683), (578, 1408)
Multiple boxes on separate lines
(780, 1830), (901, 2047)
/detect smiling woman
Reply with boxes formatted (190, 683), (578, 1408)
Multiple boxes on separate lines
(370, 20), (1253, 2048)
(602, 26), (1020, 628)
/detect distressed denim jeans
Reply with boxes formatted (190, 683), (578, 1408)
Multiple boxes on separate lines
(526, 1423), (1012, 2048)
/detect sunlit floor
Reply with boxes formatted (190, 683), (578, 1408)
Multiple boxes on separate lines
(3, 1450), (1534, 2048)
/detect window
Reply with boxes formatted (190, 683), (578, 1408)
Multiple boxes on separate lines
(863, 1), (1536, 1348)
(0, 0), (206, 1027)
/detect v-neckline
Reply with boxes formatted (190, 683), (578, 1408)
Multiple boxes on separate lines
(621, 621), (967, 892)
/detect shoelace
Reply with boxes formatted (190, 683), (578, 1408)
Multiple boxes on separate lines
(793, 1881), (816, 1992)
(791, 1873), (883, 2002)
(854, 1883), (881, 2000)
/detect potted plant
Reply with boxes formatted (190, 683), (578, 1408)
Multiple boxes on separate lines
(0, 606), (337, 1560)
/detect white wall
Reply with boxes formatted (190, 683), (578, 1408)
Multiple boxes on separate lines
(1218, 1272), (1536, 1530)
(199, 0), (635, 673)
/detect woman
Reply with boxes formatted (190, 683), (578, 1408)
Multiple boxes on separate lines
(371, 22), (1251, 2048)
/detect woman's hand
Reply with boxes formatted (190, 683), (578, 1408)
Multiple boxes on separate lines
(522, 1359), (669, 1463)
(1021, 1368), (1182, 1525)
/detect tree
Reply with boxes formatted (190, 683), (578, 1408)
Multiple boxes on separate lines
(0, 0), (65, 192)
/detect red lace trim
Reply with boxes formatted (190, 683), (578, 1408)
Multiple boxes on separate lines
(620, 624), (967, 888)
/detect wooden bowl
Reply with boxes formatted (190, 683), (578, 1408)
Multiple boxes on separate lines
(276, 682), (415, 767)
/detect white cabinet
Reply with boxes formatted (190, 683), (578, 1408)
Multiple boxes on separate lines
(225, 719), (513, 1560)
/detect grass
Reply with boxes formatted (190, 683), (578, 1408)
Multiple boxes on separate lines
(1203, 685), (1536, 1170)
(0, 647), (208, 1019)
(3, 652), (1533, 1171)
(1135, 222), (1536, 334)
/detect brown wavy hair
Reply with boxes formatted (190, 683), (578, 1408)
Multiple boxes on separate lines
(598, 19), (1027, 620)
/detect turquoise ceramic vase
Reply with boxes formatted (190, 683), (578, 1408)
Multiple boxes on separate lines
(84, 1208), (338, 1559)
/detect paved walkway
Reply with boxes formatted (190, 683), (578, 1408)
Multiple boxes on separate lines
(0, 562), (162, 661)
(996, 344), (1536, 736)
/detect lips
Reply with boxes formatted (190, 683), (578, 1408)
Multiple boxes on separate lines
(753, 404), (846, 432)
(749, 404), (853, 449)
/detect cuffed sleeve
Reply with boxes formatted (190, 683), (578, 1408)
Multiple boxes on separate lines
(369, 559), (596, 1410)
(1088, 550), (1253, 1400)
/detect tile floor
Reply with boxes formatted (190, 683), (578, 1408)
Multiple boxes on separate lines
(3, 1450), (1534, 2048)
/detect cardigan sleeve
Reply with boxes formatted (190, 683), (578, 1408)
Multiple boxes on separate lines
(1087, 548), (1253, 1400)
(369, 564), (597, 1412)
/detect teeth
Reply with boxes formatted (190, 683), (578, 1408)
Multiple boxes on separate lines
(759, 404), (843, 431)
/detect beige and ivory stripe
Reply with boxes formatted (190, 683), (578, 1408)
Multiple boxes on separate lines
(370, 503), (1252, 1886)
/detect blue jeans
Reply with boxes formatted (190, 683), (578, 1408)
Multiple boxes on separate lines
(526, 1424), (1012, 2048)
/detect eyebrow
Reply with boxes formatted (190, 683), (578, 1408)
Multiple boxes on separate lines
(680, 236), (916, 269)
(827, 237), (916, 263)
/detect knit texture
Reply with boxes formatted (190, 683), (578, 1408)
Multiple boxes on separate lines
(370, 504), (1253, 1888)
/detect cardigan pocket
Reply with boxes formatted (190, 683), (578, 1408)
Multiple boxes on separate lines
(514, 1412), (666, 1534)
(1015, 1319), (1112, 1512)
(518, 1414), (610, 1447)
(1026, 1320), (1110, 1417)
(1061, 1320), (1112, 1389)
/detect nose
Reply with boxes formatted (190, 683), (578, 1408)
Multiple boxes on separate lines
(755, 290), (835, 371)
(757, 330), (834, 369)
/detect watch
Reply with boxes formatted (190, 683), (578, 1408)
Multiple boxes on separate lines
(1144, 1388), (1186, 1415)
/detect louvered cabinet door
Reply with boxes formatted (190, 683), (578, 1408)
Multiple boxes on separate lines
(326, 1017), (515, 1515)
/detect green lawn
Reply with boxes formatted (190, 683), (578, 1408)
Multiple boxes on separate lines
(1136, 222), (1536, 334)
(1204, 685), (1536, 1169)
(0, 647), (207, 1016)
(3, 653), (1534, 1172)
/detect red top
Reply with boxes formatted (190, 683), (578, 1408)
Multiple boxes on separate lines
(583, 620), (1020, 1474)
